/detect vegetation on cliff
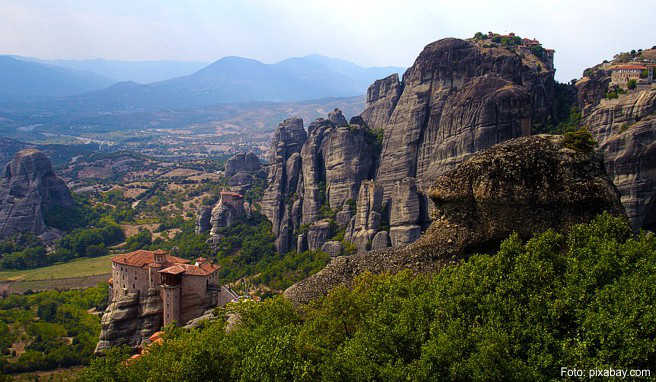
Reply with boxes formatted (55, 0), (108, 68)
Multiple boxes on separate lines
(81, 214), (656, 381)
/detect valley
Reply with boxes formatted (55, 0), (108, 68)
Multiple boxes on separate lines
(0, 15), (654, 381)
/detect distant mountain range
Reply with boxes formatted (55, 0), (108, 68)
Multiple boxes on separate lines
(21, 57), (210, 84)
(0, 54), (403, 110)
(0, 56), (114, 101)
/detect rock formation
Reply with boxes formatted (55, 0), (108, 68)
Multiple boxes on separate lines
(576, 61), (656, 231)
(261, 117), (307, 254)
(359, 37), (554, 232)
(261, 110), (378, 253)
(284, 135), (625, 304)
(389, 177), (423, 246)
(224, 152), (262, 178)
(95, 289), (163, 353)
(344, 180), (383, 251)
(0, 149), (73, 240)
(224, 152), (265, 195)
(205, 192), (246, 244)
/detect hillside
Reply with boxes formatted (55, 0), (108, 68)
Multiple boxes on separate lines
(0, 56), (114, 102)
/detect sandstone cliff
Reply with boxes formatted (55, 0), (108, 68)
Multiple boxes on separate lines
(261, 109), (378, 253)
(576, 58), (656, 231)
(258, 37), (557, 253)
(0, 149), (73, 240)
(95, 289), (162, 353)
(361, 38), (554, 203)
(581, 88), (656, 231)
(284, 135), (625, 304)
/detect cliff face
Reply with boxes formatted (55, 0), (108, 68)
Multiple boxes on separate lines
(580, 88), (656, 230)
(95, 290), (162, 353)
(257, 37), (556, 252)
(284, 135), (625, 304)
(575, 57), (656, 231)
(0, 149), (73, 240)
(261, 117), (307, 254)
(260, 110), (378, 253)
(362, 38), (553, 202)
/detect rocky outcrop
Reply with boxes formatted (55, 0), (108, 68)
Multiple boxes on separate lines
(581, 88), (656, 230)
(301, 111), (376, 223)
(95, 289), (162, 353)
(360, 38), (554, 234)
(371, 231), (390, 250)
(389, 177), (423, 246)
(320, 241), (343, 257)
(284, 135), (625, 304)
(225, 152), (262, 178)
(195, 205), (213, 234)
(262, 110), (378, 253)
(0, 149), (73, 240)
(207, 193), (246, 244)
(261, 117), (307, 253)
(344, 180), (383, 251)
(223, 152), (265, 195)
(359, 74), (402, 131)
(306, 220), (332, 251)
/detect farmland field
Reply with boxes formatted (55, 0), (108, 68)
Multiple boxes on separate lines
(0, 254), (114, 281)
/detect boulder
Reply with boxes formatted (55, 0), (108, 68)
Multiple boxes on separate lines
(307, 220), (332, 251)
(371, 231), (391, 250)
(320, 241), (343, 257)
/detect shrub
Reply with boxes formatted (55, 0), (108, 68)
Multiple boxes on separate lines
(627, 79), (637, 89)
(563, 127), (596, 152)
(81, 214), (656, 381)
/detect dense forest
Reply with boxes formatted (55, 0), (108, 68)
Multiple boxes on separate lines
(80, 213), (656, 381)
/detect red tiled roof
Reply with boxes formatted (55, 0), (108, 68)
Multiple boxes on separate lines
(112, 250), (190, 268)
(159, 262), (219, 276)
(159, 265), (186, 275)
(612, 64), (647, 71)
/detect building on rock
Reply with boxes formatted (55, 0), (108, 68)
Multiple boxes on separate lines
(97, 249), (235, 353)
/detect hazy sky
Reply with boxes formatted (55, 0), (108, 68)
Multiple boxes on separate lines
(1, 0), (654, 82)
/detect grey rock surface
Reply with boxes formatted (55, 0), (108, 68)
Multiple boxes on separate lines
(320, 240), (343, 257)
(285, 135), (625, 305)
(0, 149), (73, 240)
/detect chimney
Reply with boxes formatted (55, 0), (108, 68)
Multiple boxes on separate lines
(154, 249), (167, 265)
